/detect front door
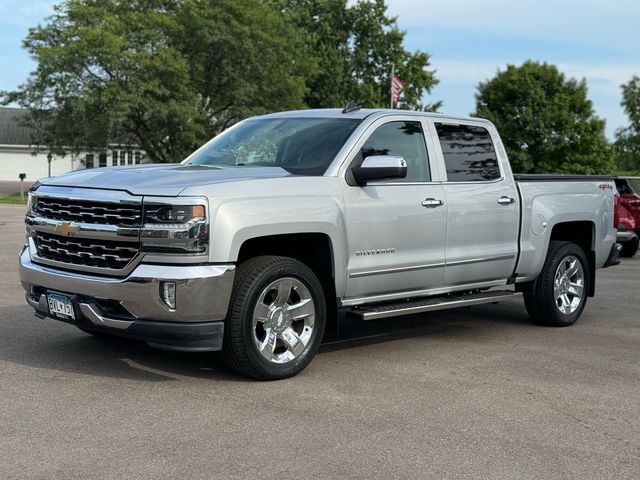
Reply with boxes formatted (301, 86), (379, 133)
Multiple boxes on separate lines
(343, 118), (447, 304)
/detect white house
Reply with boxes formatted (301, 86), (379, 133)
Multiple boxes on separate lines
(0, 107), (146, 183)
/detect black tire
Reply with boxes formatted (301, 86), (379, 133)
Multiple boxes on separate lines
(222, 255), (326, 380)
(620, 237), (638, 257)
(523, 241), (590, 327)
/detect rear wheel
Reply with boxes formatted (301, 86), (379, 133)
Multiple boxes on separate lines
(620, 237), (638, 257)
(222, 256), (326, 380)
(524, 241), (590, 327)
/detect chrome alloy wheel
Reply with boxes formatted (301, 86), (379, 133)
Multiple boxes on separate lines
(553, 255), (585, 314)
(252, 277), (316, 364)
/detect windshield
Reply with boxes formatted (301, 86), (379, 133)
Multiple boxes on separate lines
(185, 117), (362, 176)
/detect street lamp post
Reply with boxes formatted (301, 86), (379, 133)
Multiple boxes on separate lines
(47, 152), (52, 177)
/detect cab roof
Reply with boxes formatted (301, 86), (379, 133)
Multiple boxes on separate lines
(258, 108), (487, 125)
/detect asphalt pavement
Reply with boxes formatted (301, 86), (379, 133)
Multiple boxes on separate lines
(0, 203), (638, 479)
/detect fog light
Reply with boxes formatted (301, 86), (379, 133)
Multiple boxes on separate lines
(161, 281), (176, 310)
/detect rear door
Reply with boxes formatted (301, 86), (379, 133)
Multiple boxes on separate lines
(430, 121), (519, 286)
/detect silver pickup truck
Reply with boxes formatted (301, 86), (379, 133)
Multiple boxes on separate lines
(19, 109), (621, 379)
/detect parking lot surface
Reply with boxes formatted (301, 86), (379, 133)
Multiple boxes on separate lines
(1, 203), (639, 479)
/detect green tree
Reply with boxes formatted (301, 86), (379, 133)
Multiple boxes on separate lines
(615, 76), (640, 173)
(1, 0), (310, 163)
(272, 0), (440, 110)
(474, 61), (614, 174)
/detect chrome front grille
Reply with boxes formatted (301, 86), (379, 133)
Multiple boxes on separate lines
(34, 197), (142, 227)
(34, 232), (138, 270)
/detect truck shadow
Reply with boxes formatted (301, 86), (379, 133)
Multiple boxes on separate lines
(321, 301), (531, 352)
(0, 302), (531, 383)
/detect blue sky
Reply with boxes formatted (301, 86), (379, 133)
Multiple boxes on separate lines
(1, 0), (638, 139)
(386, 0), (639, 138)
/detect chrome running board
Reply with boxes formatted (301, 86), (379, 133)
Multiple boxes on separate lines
(354, 290), (522, 321)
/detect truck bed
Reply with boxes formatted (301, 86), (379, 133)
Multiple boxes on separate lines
(514, 175), (617, 282)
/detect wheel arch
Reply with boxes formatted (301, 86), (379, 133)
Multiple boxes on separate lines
(549, 221), (596, 297)
(517, 220), (597, 296)
(236, 233), (339, 333)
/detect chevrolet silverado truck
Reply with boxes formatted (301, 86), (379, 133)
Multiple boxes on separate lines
(19, 109), (622, 379)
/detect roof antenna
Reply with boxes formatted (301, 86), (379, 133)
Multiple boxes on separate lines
(342, 101), (360, 114)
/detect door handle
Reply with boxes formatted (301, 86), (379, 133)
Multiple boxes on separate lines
(422, 198), (444, 208)
(497, 196), (515, 205)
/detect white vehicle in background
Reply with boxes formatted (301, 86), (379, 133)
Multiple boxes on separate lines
(19, 108), (621, 379)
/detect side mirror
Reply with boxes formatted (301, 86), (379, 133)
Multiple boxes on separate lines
(352, 156), (407, 185)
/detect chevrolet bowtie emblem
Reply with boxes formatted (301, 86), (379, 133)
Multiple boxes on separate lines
(55, 222), (80, 236)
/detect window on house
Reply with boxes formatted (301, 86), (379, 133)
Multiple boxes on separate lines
(85, 154), (94, 169)
(127, 151), (133, 165)
(134, 151), (141, 164)
(98, 153), (107, 168)
(112, 151), (118, 166)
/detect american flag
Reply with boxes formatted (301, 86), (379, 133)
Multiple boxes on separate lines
(391, 74), (404, 105)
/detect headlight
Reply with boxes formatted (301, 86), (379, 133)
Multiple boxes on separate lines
(26, 181), (40, 215)
(140, 200), (208, 254)
(144, 205), (206, 225)
(26, 192), (36, 215)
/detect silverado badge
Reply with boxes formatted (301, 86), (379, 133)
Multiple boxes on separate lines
(355, 248), (396, 256)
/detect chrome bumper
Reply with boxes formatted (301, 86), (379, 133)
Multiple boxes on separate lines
(19, 245), (235, 324)
(617, 230), (638, 243)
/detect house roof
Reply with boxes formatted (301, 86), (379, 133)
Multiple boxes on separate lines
(0, 107), (33, 146)
(0, 107), (141, 148)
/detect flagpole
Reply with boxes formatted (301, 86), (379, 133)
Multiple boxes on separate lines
(390, 63), (395, 109)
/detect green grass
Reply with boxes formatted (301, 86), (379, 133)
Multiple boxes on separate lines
(0, 193), (28, 205)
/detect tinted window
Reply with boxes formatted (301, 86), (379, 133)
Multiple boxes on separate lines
(361, 121), (430, 182)
(187, 118), (361, 176)
(616, 178), (640, 195)
(435, 123), (500, 181)
(627, 178), (640, 195)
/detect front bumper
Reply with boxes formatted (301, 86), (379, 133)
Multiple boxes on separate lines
(19, 246), (235, 351)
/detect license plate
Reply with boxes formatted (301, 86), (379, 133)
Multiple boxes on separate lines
(47, 293), (75, 320)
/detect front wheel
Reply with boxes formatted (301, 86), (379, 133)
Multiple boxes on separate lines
(222, 256), (326, 380)
(524, 241), (590, 327)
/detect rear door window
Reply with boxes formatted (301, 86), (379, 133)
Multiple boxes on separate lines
(435, 123), (500, 182)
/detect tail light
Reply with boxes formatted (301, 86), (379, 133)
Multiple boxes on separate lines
(614, 193), (621, 228)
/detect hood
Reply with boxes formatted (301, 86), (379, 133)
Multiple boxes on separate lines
(38, 164), (292, 196)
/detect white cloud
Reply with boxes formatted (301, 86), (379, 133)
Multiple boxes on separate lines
(434, 59), (637, 90)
